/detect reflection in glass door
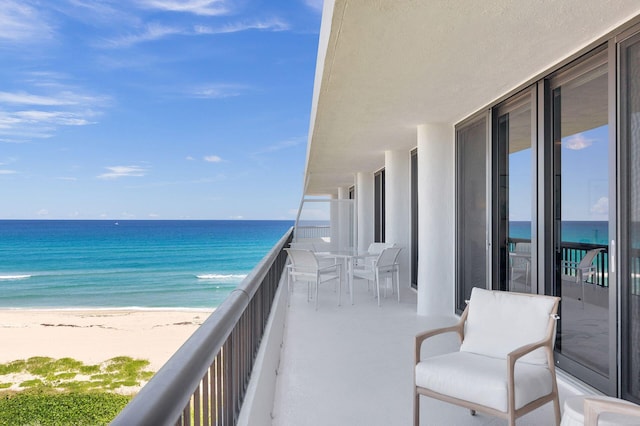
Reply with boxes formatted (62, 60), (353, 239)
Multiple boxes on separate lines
(455, 115), (488, 313)
(620, 31), (640, 403)
(551, 52), (612, 391)
(493, 91), (535, 293)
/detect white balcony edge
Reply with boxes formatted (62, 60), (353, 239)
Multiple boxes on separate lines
(236, 274), (288, 426)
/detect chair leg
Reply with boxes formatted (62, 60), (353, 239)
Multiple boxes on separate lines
(396, 268), (400, 303)
(315, 277), (319, 310)
(552, 394), (561, 426)
(376, 270), (381, 307)
(413, 391), (420, 426)
(469, 409), (476, 416)
(337, 270), (342, 306)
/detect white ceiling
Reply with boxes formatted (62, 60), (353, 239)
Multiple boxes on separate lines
(304, 0), (640, 195)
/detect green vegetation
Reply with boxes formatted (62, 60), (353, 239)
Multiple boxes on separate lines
(0, 356), (154, 426)
(0, 391), (132, 426)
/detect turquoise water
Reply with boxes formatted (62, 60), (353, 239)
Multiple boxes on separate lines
(510, 221), (608, 245)
(0, 220), (292, 308)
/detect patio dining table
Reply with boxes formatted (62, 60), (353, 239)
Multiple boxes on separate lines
(315, 250), (370, 304)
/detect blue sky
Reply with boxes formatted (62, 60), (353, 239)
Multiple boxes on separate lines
(0, 0), (322, 220)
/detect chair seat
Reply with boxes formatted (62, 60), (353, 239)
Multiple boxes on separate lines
(415, 351), (553, 412)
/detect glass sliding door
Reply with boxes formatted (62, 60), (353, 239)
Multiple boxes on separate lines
(455, 114), (489, 313)
(620, 31), (640, 403)
(549, 50), (614, 392)
(374, 169), (385, 242)
(493, 90), (536, 293)
(411, 149), (418, 289)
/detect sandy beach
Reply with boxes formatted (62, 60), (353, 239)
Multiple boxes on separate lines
(0, 309), (214, 371)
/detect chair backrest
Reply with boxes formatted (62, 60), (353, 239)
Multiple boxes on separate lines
(376, 247), (402, 268)
(285, 248), (319, 271)
(367, 242), (395, 255)
(578, 248), (604, 268)
(459, 288), (559, 365)
(290, 241), (316, 251)
(514, 242), (531, 254)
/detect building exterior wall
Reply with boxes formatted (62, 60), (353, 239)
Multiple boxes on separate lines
(384, 150), (412, 287)
(356, 172), (374, 252)
(417, 124), (455, 316)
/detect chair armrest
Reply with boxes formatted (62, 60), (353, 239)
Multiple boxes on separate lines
(562, 260), (579, 269)
(506, 338), (549, 365)
(584, 397), (640, 426)
(318, 263), (340, 273)
(415, 307), (468, 364)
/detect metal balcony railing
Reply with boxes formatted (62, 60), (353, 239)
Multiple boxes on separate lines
(111, 227), (293, 426)
(508, 238), (610, 287)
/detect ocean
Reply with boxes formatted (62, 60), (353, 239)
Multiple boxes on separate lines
(0, 220), (293, 309)
(509, 220), (609, 245)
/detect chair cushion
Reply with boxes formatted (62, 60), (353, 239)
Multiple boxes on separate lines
(459, 288), (557, 365)
(415, 352), (553, 412)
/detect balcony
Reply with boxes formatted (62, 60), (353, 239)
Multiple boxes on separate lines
(111, 230), (597, 425)
(271, 273), (589, 426)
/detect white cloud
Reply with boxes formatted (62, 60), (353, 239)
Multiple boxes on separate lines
(98, 165), (149, 180)
(229, 215), (243, 220)
(101, 22), (184, 48)
(102, 18), (288, 49)
(0, 91), (78, 106)
(14, 111), (92, 126)
(591, 196), (609, 215)
(186, 156), (195, 160)
(0, 169), (16, 175)
(0, 0), (53, 43)
(204, 155), (222, 163)
(136, 0), (230, 16)
(302, 0), (323, 12)
(194, 18), (289, 35)
(0, 78), (109, 142)
(148, 213), (160, 218)
(253, 137), (303, 155)
(564, 133), (593, 150)
(188, 83), (247, 99)
(37, 209), (49, 216)
(57, 176), (77, 181)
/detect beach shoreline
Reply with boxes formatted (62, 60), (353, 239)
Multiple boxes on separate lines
(0, 308), (214, 371)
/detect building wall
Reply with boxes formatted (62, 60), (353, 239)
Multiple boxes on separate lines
(356, 172), (375, 251)
(385, 150), (411, 287)
(416, 124), (455, 316)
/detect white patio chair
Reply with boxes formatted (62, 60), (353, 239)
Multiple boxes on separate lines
(361, 242), (396, 266)
(510, 242), (531, 289)
(285, 248), (341, 310)
(352, 246), (401, 306)
(414, 288), (561, 426)
(562, 247), (604, 308)
(562, 247), (604, 284)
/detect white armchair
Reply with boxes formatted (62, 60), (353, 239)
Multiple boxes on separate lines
(414, 288), (561, 426)
(584, 396), (640, 425)
(285, 248), (341, 310)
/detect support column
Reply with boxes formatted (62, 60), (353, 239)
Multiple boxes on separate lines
(337, 186), (351, 251)
(356, 172), (374, 252)
(329, 193), (338, 251)
(417, 124), (455, 316)
(385, 150), (411, 288)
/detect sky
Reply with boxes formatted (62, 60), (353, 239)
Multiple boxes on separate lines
(0, 0), (322, 220)
(508, 125), (609, 223)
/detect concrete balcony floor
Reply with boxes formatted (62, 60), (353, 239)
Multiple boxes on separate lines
(271, 278), (589, 426)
